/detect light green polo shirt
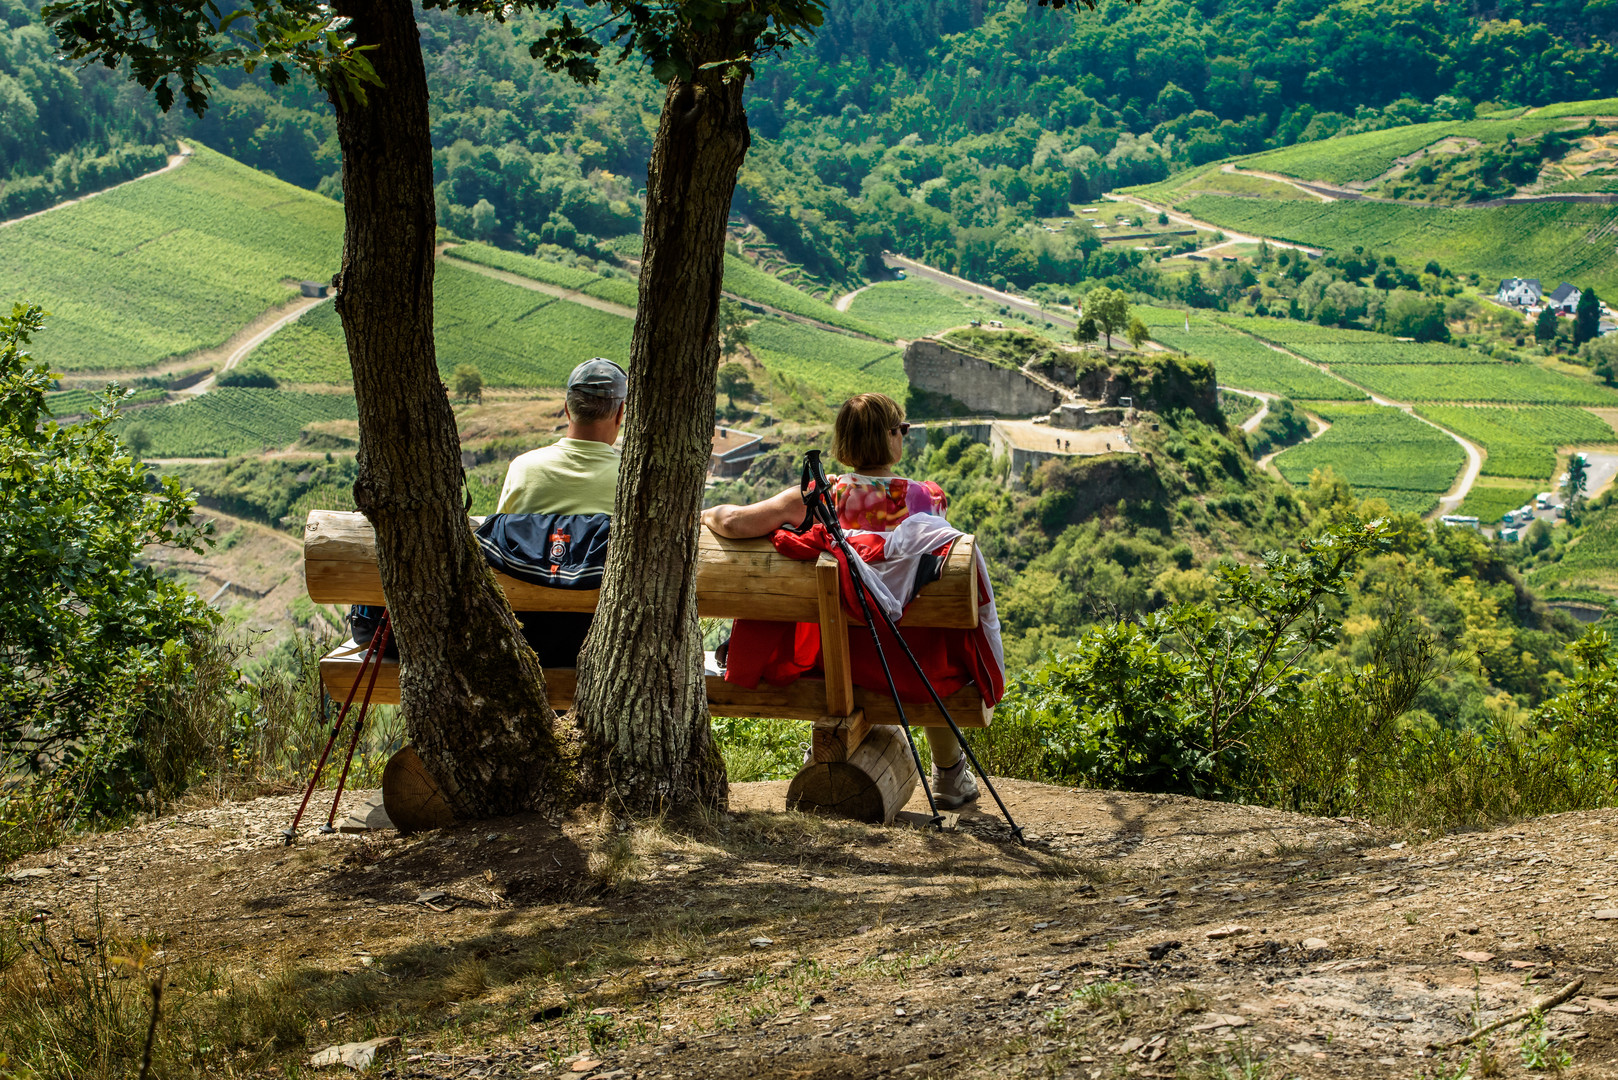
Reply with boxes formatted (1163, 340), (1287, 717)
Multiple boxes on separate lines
(496, 438), (620, 515)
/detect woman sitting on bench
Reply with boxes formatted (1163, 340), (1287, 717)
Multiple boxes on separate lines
(702, 392), (1005, 810)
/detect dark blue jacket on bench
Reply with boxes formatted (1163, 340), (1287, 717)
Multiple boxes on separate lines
(475, 512), (612, 668)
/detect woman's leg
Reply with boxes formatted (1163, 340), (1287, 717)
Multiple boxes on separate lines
(923, 726), (963, 769)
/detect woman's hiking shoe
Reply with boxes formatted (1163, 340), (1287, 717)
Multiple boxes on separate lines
(931, 758), (980, 809)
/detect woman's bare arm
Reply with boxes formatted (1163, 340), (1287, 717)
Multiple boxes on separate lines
(702, 485), (807, 538)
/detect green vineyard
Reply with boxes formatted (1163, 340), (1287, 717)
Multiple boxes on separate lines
(114, 389), (357, 457)
(747, 317), (906, 405)
(1285, 342), (1492, 367)
(0, 144), (342, 373)
(1172, 196), (1618, 301)
(433, 263), (633, 387)
(1459, 483), (1545, 522)
(721, 255), (890, 339)
(1233, 114), (1587, 184)
(46, 386), (167, 416)
(251, 263), (635, 388)
(1273, 403), (1465, 505)
(1329, 363), (1618, 405)
(1148, 321), (1365, 401)
(845, 279), (979, 341)
(1415, 405), (1618, 481)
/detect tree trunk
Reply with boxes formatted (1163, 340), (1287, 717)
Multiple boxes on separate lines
(572, 66), (750, 811)
(328, 0), (563, 817)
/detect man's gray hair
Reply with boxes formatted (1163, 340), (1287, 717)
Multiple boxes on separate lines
(567, 388), (622, 423)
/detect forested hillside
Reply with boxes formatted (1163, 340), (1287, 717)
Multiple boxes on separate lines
(6, 0), (1616, 287)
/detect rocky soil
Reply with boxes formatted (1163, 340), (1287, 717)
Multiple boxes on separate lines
(4, 779), (1616, 1079)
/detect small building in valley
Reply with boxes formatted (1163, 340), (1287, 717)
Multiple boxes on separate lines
(1548, 282), (1582, 315)
(300, 280), (331, 298)
(1496, 278), (1543, 306)
(710, 426), (765, 477)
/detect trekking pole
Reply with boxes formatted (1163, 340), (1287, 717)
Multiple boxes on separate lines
(284, 612), (387, 844)
(319, 614), (392, 834)
(798, 451), (1026, 846)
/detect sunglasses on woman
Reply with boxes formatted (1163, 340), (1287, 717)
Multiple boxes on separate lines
(890, 423), (911, 436)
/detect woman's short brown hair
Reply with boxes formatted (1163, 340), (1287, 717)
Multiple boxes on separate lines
(832, 393), (905, 472)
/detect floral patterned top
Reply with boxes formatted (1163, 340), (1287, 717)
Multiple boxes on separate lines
(830, 474), (948, 532)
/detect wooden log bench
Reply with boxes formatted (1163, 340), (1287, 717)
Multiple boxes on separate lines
(303, 510), (992, 823)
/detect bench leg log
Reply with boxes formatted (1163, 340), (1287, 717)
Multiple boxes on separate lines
(786, 724), (919, 824)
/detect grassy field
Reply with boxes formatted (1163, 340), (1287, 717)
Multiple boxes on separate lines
(0, 144), (342, 373)
(251, 263), (634, 387)
(1141, 308), (1365, 400)
(1328, 362), (1618, 405)
(844, 279), (978, 340)
(1273, 403), (1465, 508)
(747, 317), (905, 405)
(1173, 196), (1618, 300)
(115, 389), (356, 457)
(1414, 405), (1618, 480)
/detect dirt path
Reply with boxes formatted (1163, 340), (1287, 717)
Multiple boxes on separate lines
(1103, 193), (1325, 259)
(0, 141), (193, 230)
(1220, 164), (1336, 202)
(1229, 335), (1484, 513)
(5, 783), (1616, 1079)
(441, 249), (637, 319)
(1221, 386), (1278, 433)
(180, 294), (330, 397)
(834, 283), (873, 313)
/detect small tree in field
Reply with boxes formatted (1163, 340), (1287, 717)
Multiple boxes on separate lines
(716, 362), (752, 408)
(1575, 289), (1601, 347)
(452, 364), (484, 404)
(1075, 315), (1099, 346)
(1084, 287), (1131, 350)
(1537, 306), (1559, 344)
(1126, 316), (1150, 349)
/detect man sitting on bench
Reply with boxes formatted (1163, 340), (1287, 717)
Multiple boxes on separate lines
(495, 357), (626, 666)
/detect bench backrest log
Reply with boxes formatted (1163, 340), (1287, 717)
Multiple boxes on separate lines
(302, 509), (990, 734)
(303, 510), (978, 628)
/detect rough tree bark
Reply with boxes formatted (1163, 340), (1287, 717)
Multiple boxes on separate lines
(329, 0), (565, 816)
(572, 51), (751, 811)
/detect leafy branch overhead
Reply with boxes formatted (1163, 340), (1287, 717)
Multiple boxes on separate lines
(41, 0), (383, 115)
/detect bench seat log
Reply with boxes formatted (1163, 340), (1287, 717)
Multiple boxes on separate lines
(303, 510), (979, 629)
(317, 649), (990, 728)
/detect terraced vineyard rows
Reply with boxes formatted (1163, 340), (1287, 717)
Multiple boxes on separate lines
(1331, 362), (1618, 405)
(748, 317), (905, 404)
(1460, 483), (1545, 522)
(1273, 402), (1466, 513)
(46, 386), (167, 415)
(0, 144), (342, 373)
(845, 279), (978, 340)
(1234, 114), (1587, 184)
(252, 263), (634, 388)
(1141, 309), (1365, 400)
(114, 389), (356, 457)
(1172, 196), (1618, 300)
(1414, 406), (1618, 480)
(721, 255), (890, 338)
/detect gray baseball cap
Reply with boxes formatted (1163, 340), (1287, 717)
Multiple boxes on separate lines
(567, 357), (628, 400)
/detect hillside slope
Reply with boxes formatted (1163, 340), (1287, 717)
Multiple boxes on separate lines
(0, 144), (343, 373)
